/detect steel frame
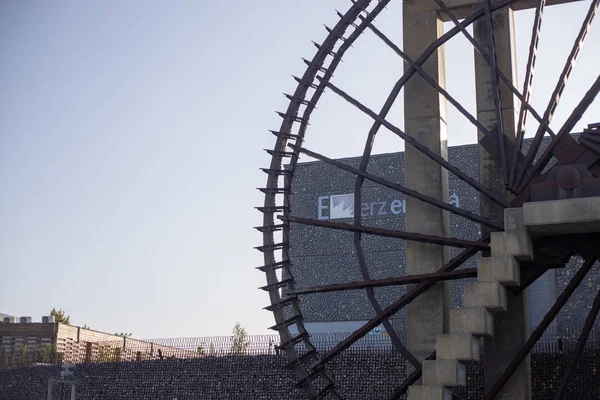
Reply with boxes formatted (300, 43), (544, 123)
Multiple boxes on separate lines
(258, 0), (600, 398)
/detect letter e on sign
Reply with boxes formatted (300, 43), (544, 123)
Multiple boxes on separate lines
(390, 199), (403, 215)
(361, 202), (370, 217)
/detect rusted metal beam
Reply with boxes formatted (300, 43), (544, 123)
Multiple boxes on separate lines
(321, 79), (511, 209)
(432, 0), (556, 142)
(516, 73), (600, 194)
(261, 2), (380, 398)
(308, 239), (486, 369)
(288, 269), (478, 295)
(289, 144), (502, 230)
(553, 284), (600, 399)
(333, 2), (425, 372)
(322, 0), (522, 194)
(284, 0), (423, 378)
(290, 263), (564, 296)
(331, 0), (419, 371)
(363, 18), (493, 139)
(287, 0), (390, 175)
(515, 0), (599, 190)
(484, 250), (600, 400)
(283, 215), (489, 249)
(355, 241), (421, 368)
(344, 1), (484, 371)
(510, 0), (547, 189)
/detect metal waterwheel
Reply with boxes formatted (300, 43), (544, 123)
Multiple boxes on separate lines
(257, 0), (600, 398)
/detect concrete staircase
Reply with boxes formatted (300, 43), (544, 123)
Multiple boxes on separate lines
(408, 209), (534, 400)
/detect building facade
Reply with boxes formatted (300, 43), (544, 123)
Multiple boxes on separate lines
(288, 140), (597, 339)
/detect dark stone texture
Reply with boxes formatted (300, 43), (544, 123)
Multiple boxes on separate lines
(289, 137), (600, 334)
(2, 344), (600, 399)
(0, 351), (406, 400)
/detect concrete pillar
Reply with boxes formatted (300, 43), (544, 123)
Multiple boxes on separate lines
(473, 4), (532, 399)
(403, 1), (451, 372)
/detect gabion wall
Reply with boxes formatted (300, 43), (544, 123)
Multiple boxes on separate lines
(1, 333), (600, 400)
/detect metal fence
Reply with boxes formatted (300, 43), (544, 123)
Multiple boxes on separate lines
(1, 325), (600, 399)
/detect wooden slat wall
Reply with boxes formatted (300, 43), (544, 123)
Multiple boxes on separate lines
(0, 324), (57, 367)
(1, 323), (196, 365)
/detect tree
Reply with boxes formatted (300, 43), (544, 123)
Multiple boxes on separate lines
(50, 308), (70, 325)
(198, 342), (217, 356)
(41, 344), (63, 364)
(230, 322), (249, 356)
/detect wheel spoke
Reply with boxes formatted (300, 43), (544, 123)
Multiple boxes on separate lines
(289, 144), (503, 229)
(317, 3), (513, 373)
(307, 239), (487, 369)
(514, 0), (600, 190)
(288, 269), (478, 295)
(283, 215), (489, 249)
(321, 78), (511, 208)
(363, 18), (493, 138)
(510, 0), (547, 189)
(288, 0), (392, 174)
(516, 73), (600, 194)
(348, 3), (420, 367)
(433, 0), (556, 142)
(260, 1), (600, 398)
(484, 249), (600, 400)
(354, 238), (422, 368)
(262, 2), (386, 398)
(288, 263), (563, 296)
(553, 282), (600, 399)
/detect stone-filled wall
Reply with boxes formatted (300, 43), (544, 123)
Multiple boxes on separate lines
(2, 348), (600, 400)
(288, 138), (600, 334)
(0, 352), (406, 400)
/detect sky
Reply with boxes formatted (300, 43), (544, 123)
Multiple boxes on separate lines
(1, 0), (598, 339)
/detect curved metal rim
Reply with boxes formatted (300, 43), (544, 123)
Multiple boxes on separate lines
(260, 0), (381, 397)
(258, 0), (600, 398)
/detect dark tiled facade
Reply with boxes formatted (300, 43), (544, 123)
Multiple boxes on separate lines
(288, 140), (599, 336)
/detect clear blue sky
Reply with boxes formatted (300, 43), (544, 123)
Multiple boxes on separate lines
(1, 1), (598, 339)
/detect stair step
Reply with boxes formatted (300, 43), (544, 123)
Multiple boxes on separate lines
(436, 334), (480, 361)
(422, 359), (466, 387)
(478, 255), (520, 286)
(504, 208), (526, 231)
(464, 281), (507, 311)
(490, 230), (533, 261)
(407, 385), (453, 400)
(450, 308), (494, 336)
